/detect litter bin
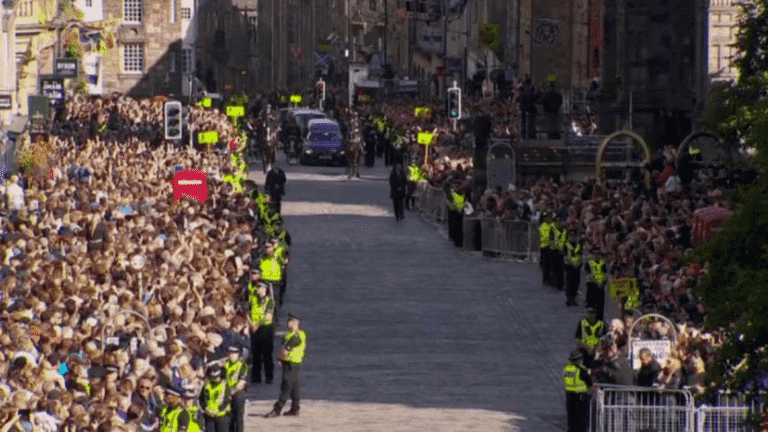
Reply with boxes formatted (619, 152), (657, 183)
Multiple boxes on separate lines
(463, 217), (482, 251)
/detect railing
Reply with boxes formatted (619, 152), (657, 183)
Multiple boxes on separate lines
(590, 385), (767, 432)
(480, 217), (538, 261)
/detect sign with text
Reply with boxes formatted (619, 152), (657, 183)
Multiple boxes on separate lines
(225, 105), (244, 117)
(289, 94), (302, 104)
(632, 339), (672, 370)
(55, 58), (78, 78)
(0, 95), (11, 110)
(417, 131), (434, 145)
(173, 169), (208, 202)
(28, 95), (51, 122)
(609, 277), (638, 299)
(197, 131), (219, 144)
(197, 97), (212, 108)
(39, 77), (65, 104)
(414, 107), (431, 118)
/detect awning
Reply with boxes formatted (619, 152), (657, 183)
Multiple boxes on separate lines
(7, 115), (28, 136)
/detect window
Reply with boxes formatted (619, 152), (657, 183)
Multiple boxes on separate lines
(86, 0), (92, 7)
(182, 48), (193, 73)
(181, 7), (191, 19)
(123, 43), (144, 72)
(169, 51), (176, 73)
(248, 15), (257, 38)
(710, 45), (720, 71)
(170, 0), (176, 22)
(124, 0), (142, 23)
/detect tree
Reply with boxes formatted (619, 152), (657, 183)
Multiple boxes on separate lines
(691, 0), (768, 423)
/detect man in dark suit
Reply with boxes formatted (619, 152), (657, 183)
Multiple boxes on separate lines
(265, 164), (286, 214)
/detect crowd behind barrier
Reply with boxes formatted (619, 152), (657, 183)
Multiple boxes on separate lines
(590, 385), (767, 432)
(0, 94), (285, 432)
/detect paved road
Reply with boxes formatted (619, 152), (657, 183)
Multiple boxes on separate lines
(242, 155), (603, 431)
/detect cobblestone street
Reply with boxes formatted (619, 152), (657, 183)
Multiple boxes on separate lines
(243, 157), (605, 431)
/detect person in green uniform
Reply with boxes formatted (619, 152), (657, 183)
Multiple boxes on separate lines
(563, 350), (593, 432)
(200, 365), (231, 432)
(446, 182), (467, 248)
(564, 229), (584, 307)
(259, 239), (285, 308)
(551, 220), (568, 291)
(248, 282), (276, 384)
(175, 386), (203, 432)
(264, 313), (307, 418)
(585, 247), (607, 322)
(224, 346), (248, 432)
(158, 388), (183, 432)
(539, 212), (555, 287)
(574, 307), (606, 368)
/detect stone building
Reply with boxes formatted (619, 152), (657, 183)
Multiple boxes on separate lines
(709, 0), (744, 82)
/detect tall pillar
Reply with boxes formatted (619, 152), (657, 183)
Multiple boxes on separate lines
(519, 0), (532, 78)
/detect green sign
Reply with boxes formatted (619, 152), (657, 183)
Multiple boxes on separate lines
(198, 131), (219, 144)
(226, 105), (244, 117)
(414, 107), (431, 118)
(417, 132), (434, 145)
(290, 94), (302, 104)
(197, 98), (212, 108)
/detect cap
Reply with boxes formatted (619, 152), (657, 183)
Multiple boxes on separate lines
(287, 313), (300, 322)
(183, 387), (197, 399)
(207, 365), (222, 378)
(228, 345), (241, 353)
(165, 387), (182, 397)
(105, 365), (119, 373)
(585, 307), (597, 314)
(569, 350), (584, 361)
(590, 247), (601, 254)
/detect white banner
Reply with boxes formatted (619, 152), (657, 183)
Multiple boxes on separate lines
(632, 339), (672, 370)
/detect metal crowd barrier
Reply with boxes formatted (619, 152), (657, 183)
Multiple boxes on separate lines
(590, 385), (767, 432)
(695, 392), (767, 432)
(480, 218), (539, 261)
(591, 384), (695, 432)
(417, 186), (448, 224)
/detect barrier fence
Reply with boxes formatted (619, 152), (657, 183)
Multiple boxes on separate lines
(416, 185), (539, 261)
(590, 385), (767, 432)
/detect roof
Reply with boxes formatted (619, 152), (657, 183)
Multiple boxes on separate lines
(307, 119), (339, 128)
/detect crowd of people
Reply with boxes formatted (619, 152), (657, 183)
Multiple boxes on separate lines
(0, 95), (292, 432)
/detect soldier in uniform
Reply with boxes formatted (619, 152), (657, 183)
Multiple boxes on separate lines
(264, 313), (307, 418)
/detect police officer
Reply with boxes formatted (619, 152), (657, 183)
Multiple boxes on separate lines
(248, 281), (275, 385)
(405, 161), (423, 211)
(563, 350), (593, 432)
(551, 220), (568, 291)
(574, 307), (606, 368)
(224, 346), (248, 432)
(539, 212), (555, 287)
(564, 229), (584, 307)
(264, 313), (307, 418)
(158, 388), (183, 432)
(175, 386), (203, 432)
(585, 247), (607, 322)
(446, 182), (467, 248)
(200, 365), (231, 432)
(259, 239), (286, 309)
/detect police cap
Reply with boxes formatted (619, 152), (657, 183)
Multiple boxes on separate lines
(569, 350), (584, 361)
(207, 365), (222, 378)
(228, 345), (241, 353)
(165, 387), (182, 397)
(183, 387), (197, 399)
(287, 313), (300, 322)
(585, 307), (597, 314)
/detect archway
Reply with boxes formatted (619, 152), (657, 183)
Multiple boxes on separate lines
(595, 130), (652, 178)
(676, 130), (729, 167)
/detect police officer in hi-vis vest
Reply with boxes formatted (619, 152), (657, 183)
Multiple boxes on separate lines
(574, 307), (606, 368)
(446, 182), (467, 248)
(158, 388), (183, 432)
(564, 228), (584, 307)
(539, 212), (555, 287)
(224, 346), (248, 432)
(585, 247), (607, 322)
(264, 313), (307, 418)
(174, 386), (203, 432)
(248, 282), (275, 385)
(563, 350), (593, 432)
(200, 365), (231, 432)
(551, 220), (568, 291)
(259, 239), (287, 309)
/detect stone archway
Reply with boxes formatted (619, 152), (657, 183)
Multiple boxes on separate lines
(676, 130), (729, 167)
(595, 130), (652, 178)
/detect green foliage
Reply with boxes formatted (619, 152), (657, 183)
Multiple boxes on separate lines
(690, 0), (768, 412)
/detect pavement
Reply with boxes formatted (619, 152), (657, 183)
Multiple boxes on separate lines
(242, 155), (616, 432)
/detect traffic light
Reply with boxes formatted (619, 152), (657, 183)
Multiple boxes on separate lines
(447, 88), (461, 119)
(164, 101), (182, 140)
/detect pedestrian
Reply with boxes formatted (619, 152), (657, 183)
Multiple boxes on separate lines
(564, 229), (584, 307)
(248, 282), (275, 385)
(363, 120), (376, 167)
(223, 346), (248, 432)
(264, 313), (307, 418)
(551, 220), (568, 291)
(539, 212), (555, 287)
(585, 247), (607, 322)
(259, 239), (286, 309)
(543, 80), (563, 139)
(519, 76), (537, 139)
(175, 386), (204, 432)
(200, 365), (231, 432)
(405, 161), (421, 211)
(265, 163), (286, 214)
(446, 181), (467, 248)
(158, 388), (183, 432)
(563, 350), (593, 432)
(574, 307), (606, 368)
(389, 163), (407, 222)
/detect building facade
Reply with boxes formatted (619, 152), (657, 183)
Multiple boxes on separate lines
(709, 0), (743, 82)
